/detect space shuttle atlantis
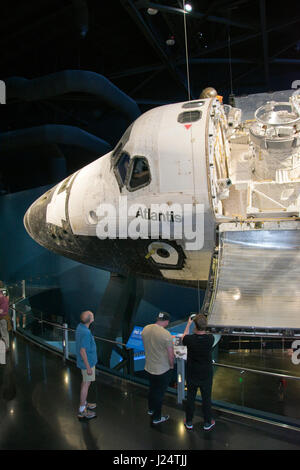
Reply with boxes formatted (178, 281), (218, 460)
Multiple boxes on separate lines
(24, 89), (300, 337)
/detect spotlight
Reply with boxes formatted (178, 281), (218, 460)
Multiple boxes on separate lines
(184, 3), (192, 12)
(166, 36), (175, 46)
(147, 7), (158, 15)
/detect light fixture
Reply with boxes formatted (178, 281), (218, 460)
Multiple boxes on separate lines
(147, 7), (158, 15)
(166, 36), (175, 46)
(184, 3), (193, 12)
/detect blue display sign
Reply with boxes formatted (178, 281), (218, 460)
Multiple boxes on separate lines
(126, 326), (145, 351)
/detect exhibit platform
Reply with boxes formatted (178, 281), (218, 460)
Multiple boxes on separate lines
(0, 335), (299, 450)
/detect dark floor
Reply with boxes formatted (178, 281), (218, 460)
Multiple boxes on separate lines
(0, 335), (300, 450)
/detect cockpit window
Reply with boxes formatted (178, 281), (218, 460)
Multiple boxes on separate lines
(127, 157), (151, 191)
(182, 101), (205, 109)
(177, 110), (202, 123)
(115, 152), (130, 185)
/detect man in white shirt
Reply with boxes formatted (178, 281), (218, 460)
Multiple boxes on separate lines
(142, 312), (174, 424)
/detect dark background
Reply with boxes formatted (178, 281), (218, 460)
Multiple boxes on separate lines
(0, 0), (299, 193)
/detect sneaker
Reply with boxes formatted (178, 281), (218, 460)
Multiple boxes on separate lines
(152, 415), (169, 425)
(203, 419), (215, 431)
(87, 402), (97, 410)
(184, 419), (193, 430)
(77, 407), (96, 419)
(147, 410), (154, 416)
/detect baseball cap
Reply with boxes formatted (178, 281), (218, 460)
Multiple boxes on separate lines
(156, 312), (171, 322)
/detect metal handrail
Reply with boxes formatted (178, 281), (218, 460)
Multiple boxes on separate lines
(12, 308), (300, 381)
(39, 320), (128, 347)
(213, 361), (300, 381)
(10, 306), (128, 347)
(12, 304), (288, 344)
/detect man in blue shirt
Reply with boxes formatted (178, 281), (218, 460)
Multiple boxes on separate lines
(75, 311), (98, 419)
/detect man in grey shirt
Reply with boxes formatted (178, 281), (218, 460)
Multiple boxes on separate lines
(142, 312), (174, 424)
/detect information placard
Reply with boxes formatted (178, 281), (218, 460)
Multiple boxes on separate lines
(126, 326), (144, 351)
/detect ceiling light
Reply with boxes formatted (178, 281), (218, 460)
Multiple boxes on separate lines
(147, 7), (158, 15)
(166, 36), (175, 46)
(184, 3), (193, 12)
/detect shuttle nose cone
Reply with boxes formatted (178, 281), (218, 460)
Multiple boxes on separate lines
(24, 187), (57, 249)
(23, 208), (31, 237)
(24, 183), (83, 262)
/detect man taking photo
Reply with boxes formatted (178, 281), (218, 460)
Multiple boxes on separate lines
(182, 313), (215, 431)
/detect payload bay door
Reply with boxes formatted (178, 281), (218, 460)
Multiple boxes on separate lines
(205, 222), (300, 336)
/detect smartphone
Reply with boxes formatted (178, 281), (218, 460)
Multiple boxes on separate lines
(190, 313), (196, 320)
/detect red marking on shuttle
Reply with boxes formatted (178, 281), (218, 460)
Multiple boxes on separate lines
(184, 124), (192, 130)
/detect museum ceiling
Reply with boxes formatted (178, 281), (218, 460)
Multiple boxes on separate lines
(0, 0), (299, 192)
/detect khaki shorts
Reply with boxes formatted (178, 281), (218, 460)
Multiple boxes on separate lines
(81, 366), (96, 382)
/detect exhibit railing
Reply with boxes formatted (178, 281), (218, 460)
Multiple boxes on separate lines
(6, 280), (25, 303)
(6, 277), (61, 302)
(8, 300), (300, 431)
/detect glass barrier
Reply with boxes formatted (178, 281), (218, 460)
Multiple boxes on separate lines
(218, 336), (300, 377)
(14, 307), (64, 354)
(67, 328), (156, 387)
(212, 362), (300, 427)
(7, 277), (62, 306)
(6, 280), (25, 304)
(8, 301), (300, 429)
